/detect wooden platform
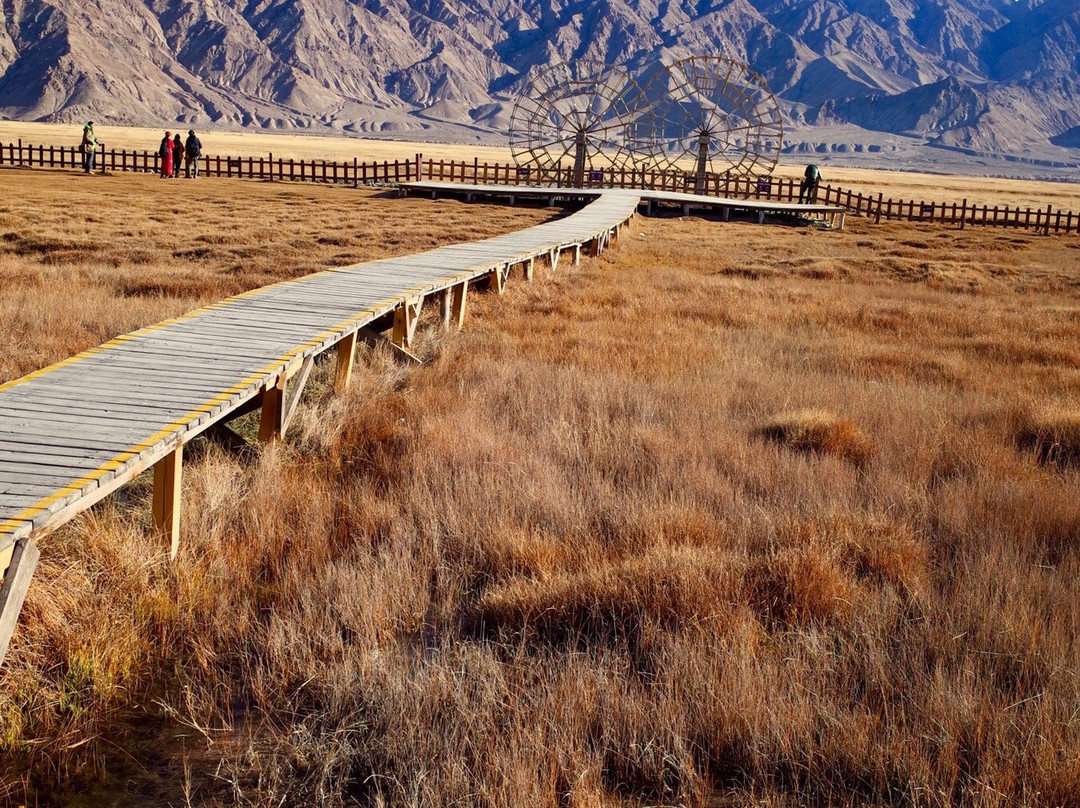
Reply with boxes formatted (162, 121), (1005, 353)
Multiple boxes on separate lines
(0, 187), (641, 663)
(403, 181), (847, 229)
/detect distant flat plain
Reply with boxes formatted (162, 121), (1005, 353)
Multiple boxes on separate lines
(3, 120), (1080, 212)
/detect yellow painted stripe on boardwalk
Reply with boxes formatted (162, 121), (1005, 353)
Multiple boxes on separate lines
(0, 189), (636, 541)
(0, 286), (447, 537)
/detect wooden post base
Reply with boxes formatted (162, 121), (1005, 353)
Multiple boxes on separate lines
(0, 538), (40, 667)
(152, 445), (183, 560)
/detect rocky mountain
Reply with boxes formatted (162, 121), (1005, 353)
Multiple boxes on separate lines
(0, 0), (1078, 167)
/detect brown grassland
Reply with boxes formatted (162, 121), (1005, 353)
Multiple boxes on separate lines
(4, 120), (1080, 211)
(0, 163), (1078, 807)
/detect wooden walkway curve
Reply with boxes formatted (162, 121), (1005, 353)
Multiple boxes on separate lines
(403, 181), (847, 229)
(0, 181), (844, 663)
(0, 187), (641, 663)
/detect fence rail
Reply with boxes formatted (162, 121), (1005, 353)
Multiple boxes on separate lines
(2, 140), (1076, 234)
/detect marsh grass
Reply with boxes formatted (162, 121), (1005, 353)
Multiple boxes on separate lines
(0, 177), (1078, 807)
(756, 409), (874, 466)
(1014, 405), (1080, 468)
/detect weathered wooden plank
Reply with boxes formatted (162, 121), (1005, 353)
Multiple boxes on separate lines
(0, 538), (40, 665)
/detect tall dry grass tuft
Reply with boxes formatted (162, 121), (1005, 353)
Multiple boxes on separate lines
(757, 408), (874, 467)
(1, 187), (1079, 806)
(1014, 405), (1080, 468)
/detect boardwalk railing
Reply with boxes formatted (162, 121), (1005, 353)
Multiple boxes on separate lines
(2, 140), (1078, 234)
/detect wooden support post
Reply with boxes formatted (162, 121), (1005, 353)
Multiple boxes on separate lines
(450, 282), (468, 329)
(392, 296), (423, 349)
(573, 244), (581, 265)
(440, 288), (453, 331)
(1045, 205), (1053, 236)
(549, 248), (560, 273)
(960, 198), (967, 230)
(334, 331), (358, 393)
(0, 538), (40, 666)
(491, 264), (508, 294)
(259, 374), (286, 443)
(152, 446), (183, 560)
(525, 257), (535, 282)
(722, 207), (730, 222)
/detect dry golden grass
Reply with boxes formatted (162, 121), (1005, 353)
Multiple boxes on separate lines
(756, 408), (874, 467)
(0, 167), (553, 383)
(0, 174), (1078, 807)
(1014, 405), (1080, 468)
(4, 120), (1079, 211)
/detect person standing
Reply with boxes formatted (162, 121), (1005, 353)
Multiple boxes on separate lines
(799, 163), (822, 204)
(159, 131), (173, 178)
(184, 130), (202, 178)
(80, 122), (98, 173)
(172, 133), (184, 178)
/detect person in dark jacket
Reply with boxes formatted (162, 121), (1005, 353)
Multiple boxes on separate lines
(159, 131), (173, 178)
(172, 134), (184, 178)
(799, 163), (822, 204)
(184, 130), (202, 178)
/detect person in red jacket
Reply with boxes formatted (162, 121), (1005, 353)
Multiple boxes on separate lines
(159, 131), (173, 178)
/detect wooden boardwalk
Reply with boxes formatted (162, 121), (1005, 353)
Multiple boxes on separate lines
(404, 181), (848, 229)
(0, 187), (641, 663)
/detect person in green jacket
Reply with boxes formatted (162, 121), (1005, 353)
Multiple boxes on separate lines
(80, 122), (98, 173)
(799, 163), (821, 204)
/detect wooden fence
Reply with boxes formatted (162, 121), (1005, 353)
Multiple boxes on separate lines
(2, 140), (1077, 234)
(0, 140), (416, 185)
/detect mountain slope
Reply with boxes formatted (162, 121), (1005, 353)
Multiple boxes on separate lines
(0, 0), (1077, 162)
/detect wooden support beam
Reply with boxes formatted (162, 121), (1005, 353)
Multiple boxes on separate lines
(259, 374), (286, 442)
(334, 331), (358, 393)
(491, 264), (508, 295)
(0, 538), (40, 667)
(549, 249), (560, 273)
(392, 296), (423, 350)
(205, 422), (251, 455)
(573, 244), (581, 266)
(281, 355), (314, 438)
(525, 257), (535, 282)
(722, 207), (730, 222)
(152, 445), (183, 560)
(450, 281), (468, 330)
(357, 326), (423, 365)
